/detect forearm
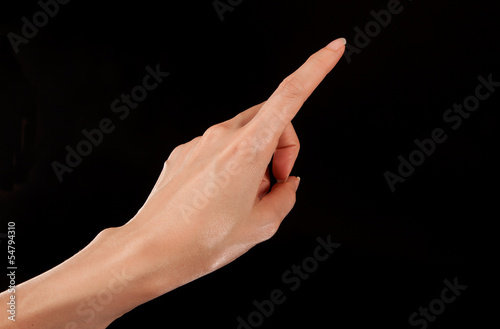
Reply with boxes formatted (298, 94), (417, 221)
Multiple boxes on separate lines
(0, 227), (163, 329)
(0, 215), (239, 329)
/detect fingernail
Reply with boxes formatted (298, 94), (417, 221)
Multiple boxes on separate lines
(326, 37), (347, 51)
(277, 179), (287, 184)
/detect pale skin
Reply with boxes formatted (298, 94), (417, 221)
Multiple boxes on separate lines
(0, 38), (346, 329)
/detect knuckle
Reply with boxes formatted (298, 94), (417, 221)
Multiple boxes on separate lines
(167, 136), (200, 161)
(94, 227), (121, 243)
(202, 124), (228, 139)
(189, 136), (202, 146)
(232, 112), (246, 125)
(162, 159), (169, 170)
(293, 139), (301, 154)
(279, 76), (306, 99)
(167, 145), (183, 160)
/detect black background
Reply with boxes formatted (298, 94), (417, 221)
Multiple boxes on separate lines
(1, 0), (498, 328)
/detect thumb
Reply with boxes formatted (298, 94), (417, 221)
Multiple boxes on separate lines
(254, 176), (301, 225)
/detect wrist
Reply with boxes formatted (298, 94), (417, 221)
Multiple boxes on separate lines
(118, 217), (221, 299)
(108, 222), (193, 301)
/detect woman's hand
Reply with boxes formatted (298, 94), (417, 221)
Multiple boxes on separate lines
(121, 37), (347, 298)
(0, 37), (345, 329)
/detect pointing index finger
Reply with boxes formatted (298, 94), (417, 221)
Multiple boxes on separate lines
(250, 37), (346, 134)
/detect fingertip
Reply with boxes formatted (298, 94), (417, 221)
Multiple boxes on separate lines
(277, 176), (300, 192)
(325, 37), (347, 51)
(257, 176), (300, 222)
